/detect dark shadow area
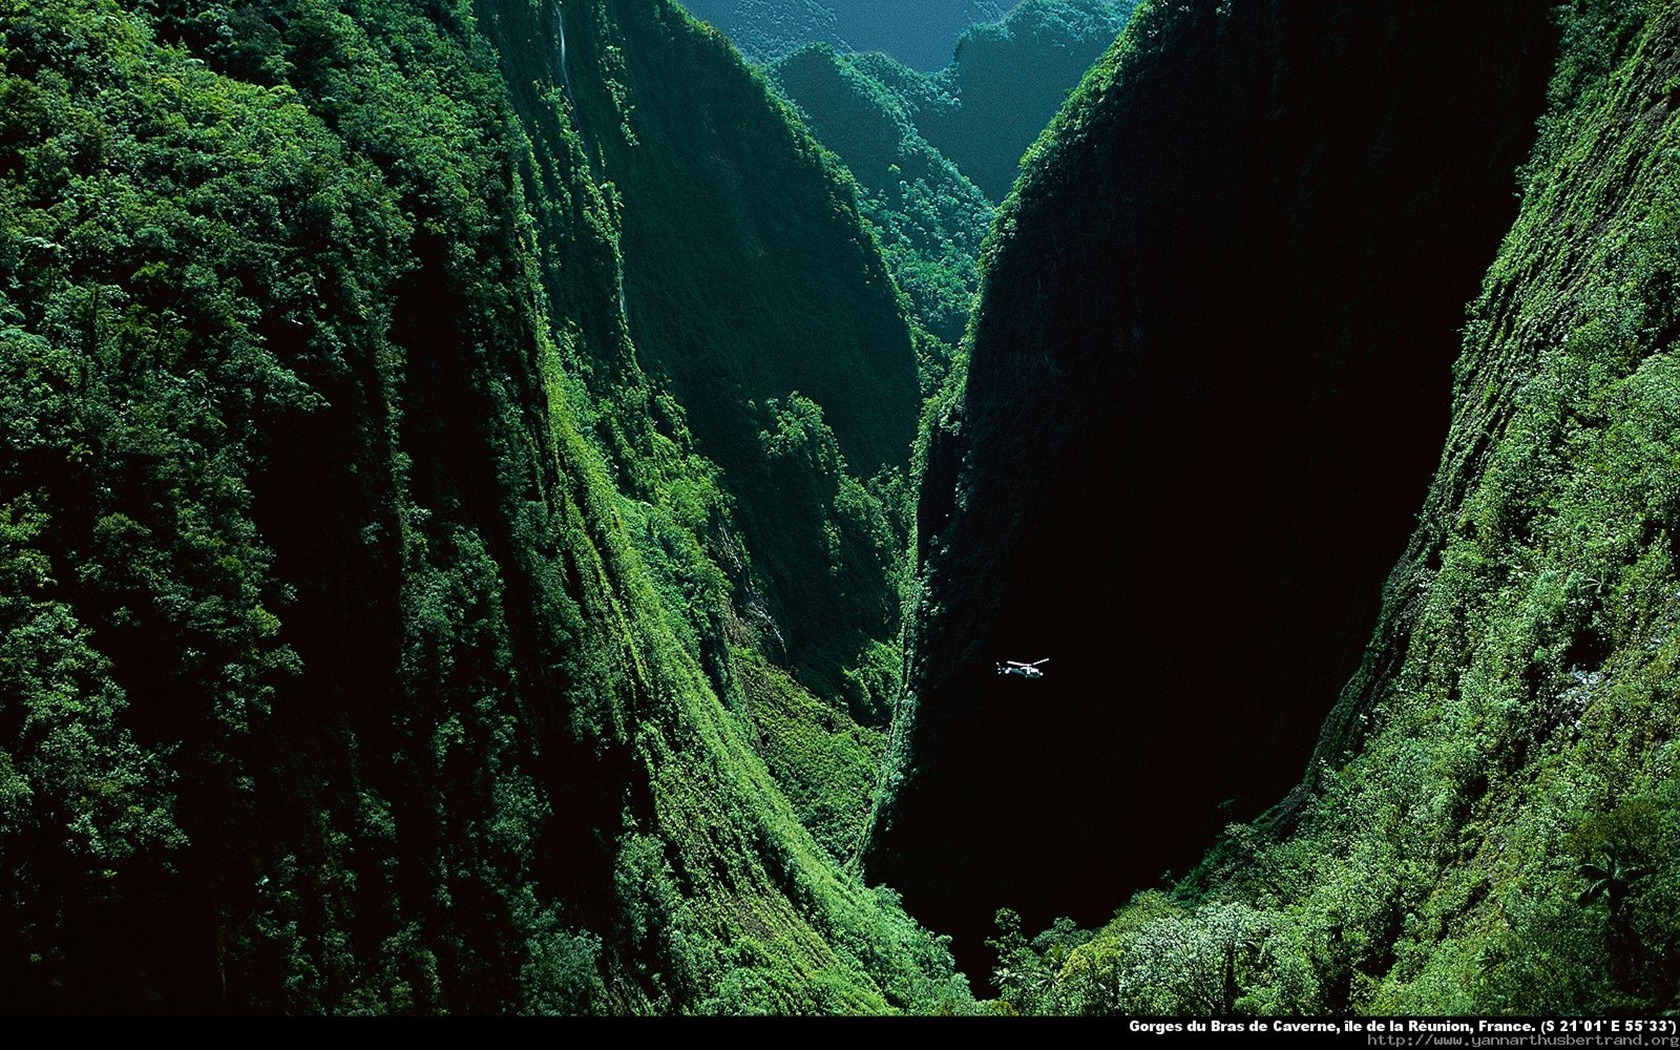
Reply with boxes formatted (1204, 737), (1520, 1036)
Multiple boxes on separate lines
(870, 0), (1559, 987)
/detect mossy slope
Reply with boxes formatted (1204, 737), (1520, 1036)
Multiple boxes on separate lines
(521, 0), (918, 717)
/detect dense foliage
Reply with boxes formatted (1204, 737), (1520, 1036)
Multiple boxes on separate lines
(522, 0), (919, 726)
(0, 0), (968, 1014)
(18, 0), (1676, 1019)
(941, 0), (1680, 1014)
(770, 45), (990, 359)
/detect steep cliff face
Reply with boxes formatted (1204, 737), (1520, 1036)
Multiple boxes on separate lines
(1016, 0), (1680, 1014)
(0, 0), (960, 1014)
(872, 0), (1557, 973)
(1259, 0), (1680, 1010)
(526, 0), (919, 714)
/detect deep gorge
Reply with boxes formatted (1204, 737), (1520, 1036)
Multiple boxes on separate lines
(5, 0), (1680, 1016)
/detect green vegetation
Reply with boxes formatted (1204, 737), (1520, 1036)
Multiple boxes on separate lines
(960, 0), (1680, 1014)
(518, 0), (919, 725)
(769, 45), (990, 370)
(677, 0), (1008, 70)
(17, 0), (1678, 1020)
(763, 2), (1138, 385)
(886, 0), (1138, 201)
(0, 0), (967, 1014)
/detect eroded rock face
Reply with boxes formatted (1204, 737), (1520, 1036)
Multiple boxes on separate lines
(872, 0), (1556, 975)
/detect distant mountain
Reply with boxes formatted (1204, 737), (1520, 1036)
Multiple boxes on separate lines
(700, 1), (1136, 201)
(903, 0), (1139, 199)
(677, 0), (1009, 70)
(766, 0), (1136, 382)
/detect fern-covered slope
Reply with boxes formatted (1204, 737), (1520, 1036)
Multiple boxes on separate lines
(535, 0), (919, 715)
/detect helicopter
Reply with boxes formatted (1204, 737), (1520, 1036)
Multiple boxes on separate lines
(997, 658), (1048, 679)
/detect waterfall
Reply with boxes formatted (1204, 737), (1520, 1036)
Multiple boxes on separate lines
(552, 0), (572, 100)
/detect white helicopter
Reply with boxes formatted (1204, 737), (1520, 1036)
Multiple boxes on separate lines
(996, 658), (1048, 679)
